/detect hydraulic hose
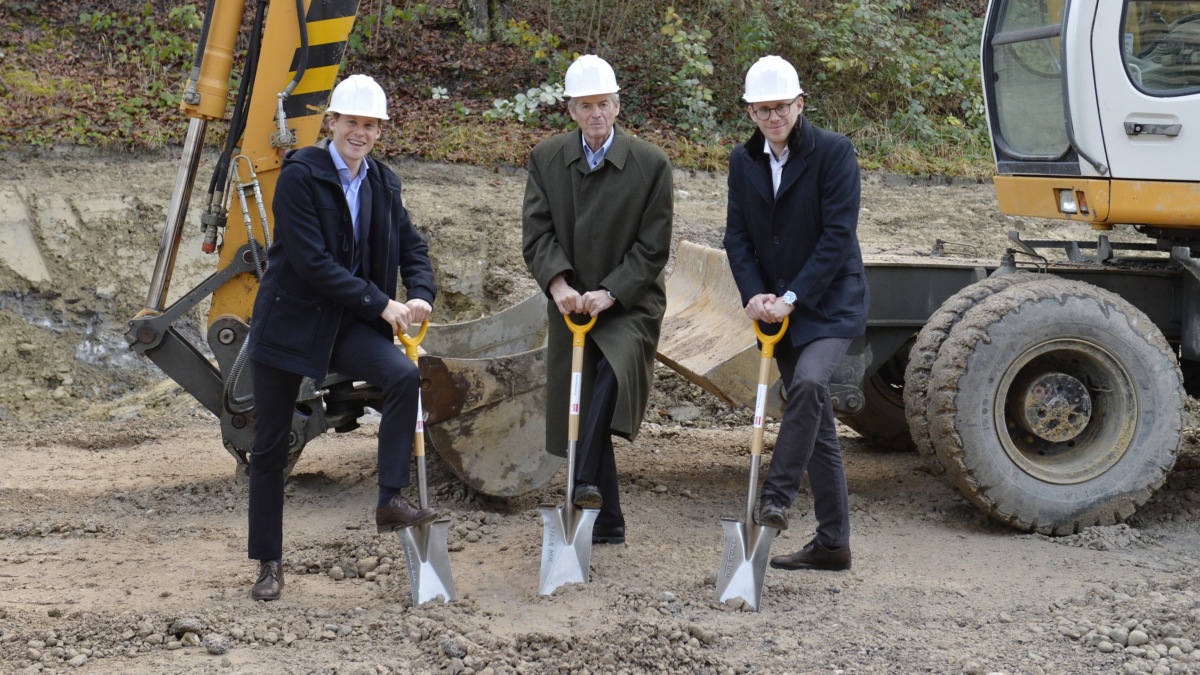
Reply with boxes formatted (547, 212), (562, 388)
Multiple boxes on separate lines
(283, 0), (310, 99)
(205, 0), (268, 213)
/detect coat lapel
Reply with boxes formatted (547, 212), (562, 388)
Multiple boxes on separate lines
(749, 156), (774, 204)
(563, 130), (588, 175)
(775, 118), (814, 200)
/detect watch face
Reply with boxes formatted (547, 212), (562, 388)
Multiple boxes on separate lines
(782, 291), (797, 305)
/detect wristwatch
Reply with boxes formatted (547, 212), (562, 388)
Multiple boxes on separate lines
(605, 289), (617, 301)
(781, 291), (797, 306)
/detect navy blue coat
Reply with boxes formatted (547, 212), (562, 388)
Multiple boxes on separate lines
(723, 118), (868, 348)
(247, 142), (436, 380)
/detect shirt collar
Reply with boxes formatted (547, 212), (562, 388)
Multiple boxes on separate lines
(764, 137), (789, 165)
(582, 129), (615, 169)
(328, 142), (369, 185)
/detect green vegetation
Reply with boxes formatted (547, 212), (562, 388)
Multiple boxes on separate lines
(0, 0), (992, 177)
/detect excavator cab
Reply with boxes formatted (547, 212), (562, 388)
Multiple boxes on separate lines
(985, 0), (1200, 233)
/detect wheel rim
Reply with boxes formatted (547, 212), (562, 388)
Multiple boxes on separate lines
(994, 338), (1136, 484)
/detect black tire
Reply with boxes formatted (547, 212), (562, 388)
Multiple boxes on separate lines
(841, 343), (915, 451)
(927, 278), (1183, 534)
(903, 272), (1041, 472)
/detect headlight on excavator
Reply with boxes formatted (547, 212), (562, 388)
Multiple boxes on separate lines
(1057, 188), (1078, 215)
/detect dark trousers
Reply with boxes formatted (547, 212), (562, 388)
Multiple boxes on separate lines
(761, 336), (852, 548)
(247, 316), (419, 562)
(575, 357), (623, 529)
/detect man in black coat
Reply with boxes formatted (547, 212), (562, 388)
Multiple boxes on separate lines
(243, 75), (437, 600)
(723, 56), (869, 572)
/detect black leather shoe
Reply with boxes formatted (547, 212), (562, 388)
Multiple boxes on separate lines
(573, 483), (603, 509)
(756, 499), (788, 530)
(251, 561), (284, 601)
(592, 524), (625, 545)
(376, 495), (437, 533)
(770, 538), (852, 571)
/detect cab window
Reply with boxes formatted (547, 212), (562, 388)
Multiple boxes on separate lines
(1124, 1), (1200, 94)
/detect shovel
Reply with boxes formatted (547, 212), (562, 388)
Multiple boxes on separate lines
(538, 313), (601, 596)
(395, 321), (456, 605)
(715, 315), (789, 611)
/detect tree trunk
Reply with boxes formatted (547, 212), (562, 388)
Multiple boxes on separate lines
(461, 0), (507, 42)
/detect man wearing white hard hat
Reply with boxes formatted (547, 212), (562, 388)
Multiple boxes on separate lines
(523, 55), (674, 546)
(244, 74), (438, 600)
(723, 55), (868, 572)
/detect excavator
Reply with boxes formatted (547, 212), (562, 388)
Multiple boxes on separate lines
(124, 0), (556, 498)
(129, 0), (1200, 535)
(664, 0), (1200, 535)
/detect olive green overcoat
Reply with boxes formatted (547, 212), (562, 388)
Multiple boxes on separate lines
(522, 126), (674, 457)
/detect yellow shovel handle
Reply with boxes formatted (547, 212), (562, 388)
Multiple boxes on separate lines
(564, 313), (597, 346)
(396, 320), (430, 361)
(752, 315), (789, 359)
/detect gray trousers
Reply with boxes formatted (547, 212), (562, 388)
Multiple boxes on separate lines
(761, 336), (852, 548)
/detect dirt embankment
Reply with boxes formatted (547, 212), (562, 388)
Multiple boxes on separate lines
(2, 150), (1196, 675)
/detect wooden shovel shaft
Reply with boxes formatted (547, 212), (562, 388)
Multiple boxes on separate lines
(746, 316), (789, 515)
(563, 314), (596, 509)
(564, 313), (597, 441)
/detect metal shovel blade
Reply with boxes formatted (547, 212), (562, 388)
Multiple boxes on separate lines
(397, 518), (456, 605)
(714, 517), (779, 611)
(538, 503), (599, 595)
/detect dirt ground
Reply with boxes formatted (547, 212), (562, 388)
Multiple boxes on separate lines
(2, 149), (1199, 674)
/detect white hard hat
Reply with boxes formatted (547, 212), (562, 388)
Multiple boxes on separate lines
(563, 55), (620, 98)
(743, 56), (804, 103)
(326, 74), (389, 120)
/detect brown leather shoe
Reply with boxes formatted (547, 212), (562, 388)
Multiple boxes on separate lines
(251, 561), (284, 601)
(770, 538), (852, 571)
(376, 495), (437, 533)
(756, 498), (788, 530)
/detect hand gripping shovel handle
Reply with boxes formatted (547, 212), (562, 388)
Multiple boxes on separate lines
(397, 321), (431, 508)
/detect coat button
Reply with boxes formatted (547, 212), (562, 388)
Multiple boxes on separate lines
(362, 294), (371, 304)
(773, 236), (781, 244)
(777, 279), (786, 288)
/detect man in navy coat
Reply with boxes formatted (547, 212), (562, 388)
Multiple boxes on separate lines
(723, 56), (869, 572)
(243, 75), (437, 600)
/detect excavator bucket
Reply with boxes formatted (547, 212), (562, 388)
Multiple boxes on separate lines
(419, 294), (563, 497)
(657, 240), (784, 417)
(419, 241), (777, 499)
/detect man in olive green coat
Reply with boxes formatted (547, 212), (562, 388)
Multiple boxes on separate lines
(523, 55), (673, 545)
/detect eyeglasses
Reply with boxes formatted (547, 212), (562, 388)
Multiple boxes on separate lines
(751, 98), (798, 120)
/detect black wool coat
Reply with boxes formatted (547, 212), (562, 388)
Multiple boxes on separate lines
(248, 142), (436, 381)
(723, 118), (868, 348)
